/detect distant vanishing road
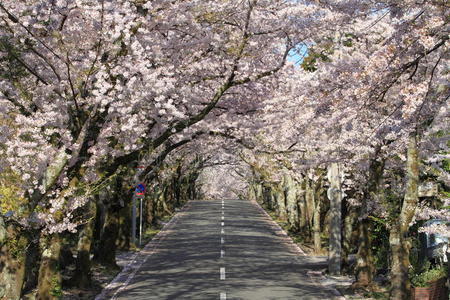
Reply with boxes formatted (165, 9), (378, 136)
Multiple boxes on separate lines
(104, 198), (337, 300)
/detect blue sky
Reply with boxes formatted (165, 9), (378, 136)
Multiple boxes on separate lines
(287, 43), (308, 67)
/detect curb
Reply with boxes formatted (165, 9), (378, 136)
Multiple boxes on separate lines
(249, 199), (347, 300)
(94, 200), (193, 300)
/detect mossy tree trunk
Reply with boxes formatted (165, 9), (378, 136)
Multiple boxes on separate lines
(342, 202), (358, 271)
(354, 218), (375, 288)
(146, 196), (155, 226)
(298, 177), (308, 233)
(187, 170), (201, 200)
(248, 184), (256, 202)
(354, 146), (385, 289)
(93, 183), (123, 268)
(22, 232), (40, 295)
(161, 186), (173, 216)
(154, 187), (164, 219)
(117, 195), (131, 251)
(93, 203), (120, 268)
(37, 233), (62, 300)
(180, 176), (189, 203)
(262, 186), (272, 209)
(0, 220), (27, 300)
(304, 177), (314, 240)
(71, 199), (97, 288)
(313, 170), (324, 254)
(389, 134), (418, 300)
(274, 185), (287, 221)
(174, 165), (182, 205)
(255, 183), (263, 203)
(284, 174), (298, 231)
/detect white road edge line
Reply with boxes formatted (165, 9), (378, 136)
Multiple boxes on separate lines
(220, 267), (226, 280)
(221, 249), (225, 258)
(221, 222), (224, 226)
(220, 292), (226, 299)
(96, 201), (192, 300)
(221, 228), (224, 234)
(221, 237), (224, 244)
(250, 199), (346, 300)
(222, 215), (224, 220)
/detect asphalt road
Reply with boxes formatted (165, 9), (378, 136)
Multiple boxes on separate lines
(113, 198), (335, 300)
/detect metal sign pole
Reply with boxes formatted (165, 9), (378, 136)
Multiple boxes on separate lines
(132, 166), (145, 247)
(131, 193), (137, 246)
(139, 197), (143, 246)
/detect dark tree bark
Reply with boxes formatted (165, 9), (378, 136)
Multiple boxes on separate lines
(342, 200), (358, 272)
(71, 199), (97, 288)
(354, 219), (375, 288)
(22, 233), (40, 295)
(116, 199), (131, 251)
(353, 146), (385, 289)
(312, 170), (324, 254)
(389, 134), (418, 300)
(36, 234), (62, 300)
(93, 178), (125, 268)
(0, 220), (27, 300)
(146, 197), (155, 226)
(93, 203), (120, 268)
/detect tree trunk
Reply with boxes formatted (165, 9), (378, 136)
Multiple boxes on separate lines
(155, 188), (166, 219)
(313, 198), (321, 254)
(327, 163), (344, 275)
(0, 220), (27, 300)
(304, 178), (314, 239)
(37, 234), (62, 300)
(284, 174), (298, 231)
(342, 204), (357, 271)
(93, 199), (120, 268)
(354, 219), (375, 288)
(354, 146), (385, 288)
(22, 232), (40, 295)
(188, 173), (198, 200)
(146, 197), (155, 225)
(389, 134), (418, 300)
(71, 200), (97, 288)
(117, 199), (131, 251)
(248, 184), (256, 202)
(262, 186), (272, 209)
(298, 176), (308, 232)
(161, 187), (173, 216)
(313, 171), (324, 254)
(92, 199), (106, 253)
(275, 186), (287, 220)
(255, 183), (263, 203)
(163, 184), (173, 213)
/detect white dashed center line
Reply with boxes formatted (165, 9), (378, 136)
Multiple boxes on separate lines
(219, 202), (226, 299)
